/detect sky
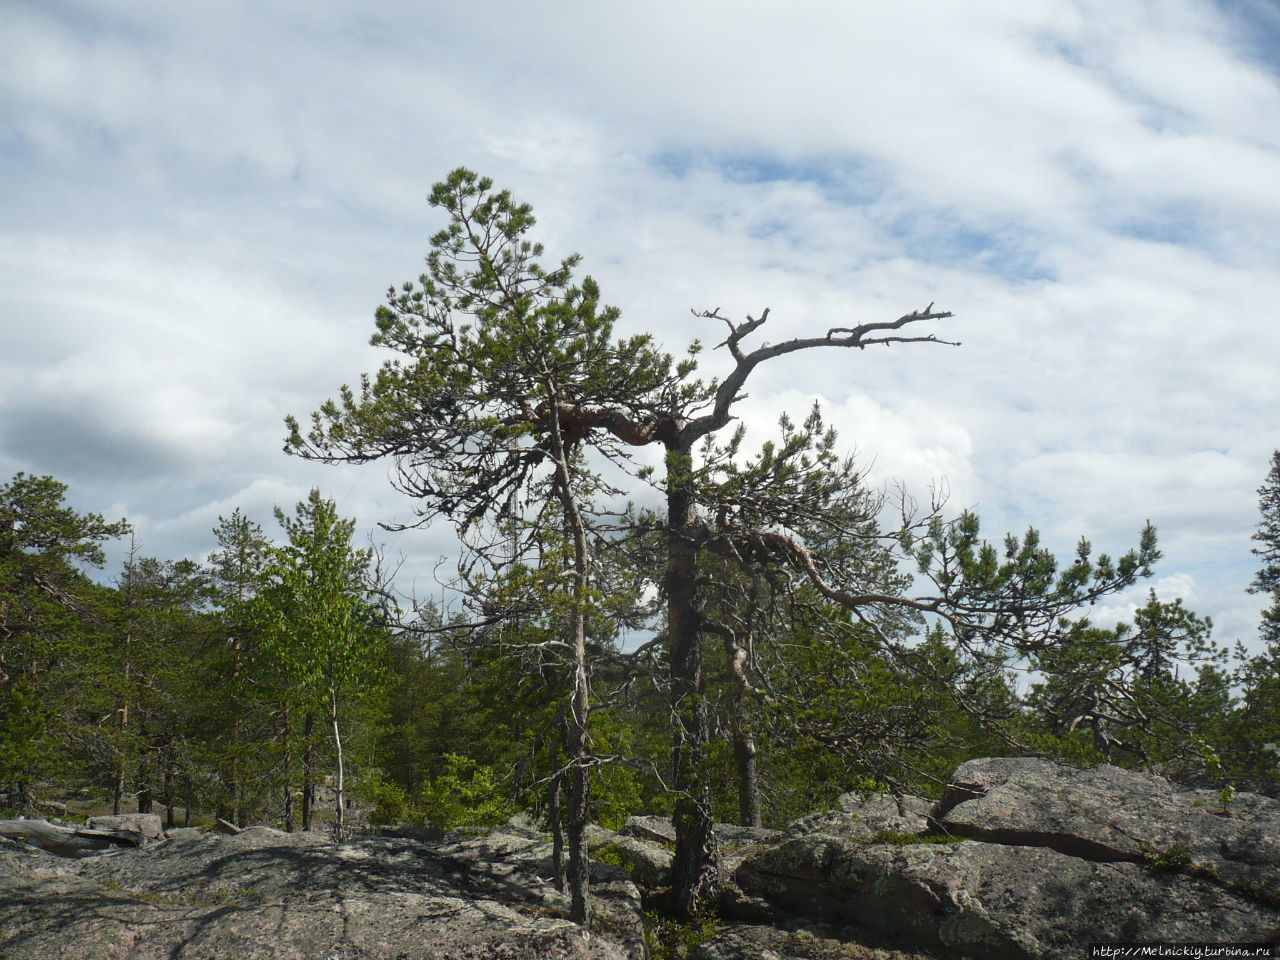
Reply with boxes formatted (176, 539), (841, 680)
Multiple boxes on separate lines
(2, 0), (1278, 656)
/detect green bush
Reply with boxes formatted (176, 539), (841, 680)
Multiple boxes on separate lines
(420, 754), (512, 830)
(353, 770), (413, 827)
(644, 911), (720, 960)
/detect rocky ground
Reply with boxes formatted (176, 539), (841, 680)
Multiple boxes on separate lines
(2, 757), (1277, 960)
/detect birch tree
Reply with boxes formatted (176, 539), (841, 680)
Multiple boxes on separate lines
(257, 490), (386, 838)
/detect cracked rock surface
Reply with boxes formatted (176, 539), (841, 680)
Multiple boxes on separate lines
(0, 825), (642, 960)
(733, 758), (1280, 960)
(6, 759), (1277, 960)
(936, 756), (1280, 907)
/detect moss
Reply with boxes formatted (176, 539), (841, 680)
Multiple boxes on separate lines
(103, 880), (259, 909)
(644, 909), (720, 960)
(593, 843), (627, 870)
(1142, 843), (1193, 872)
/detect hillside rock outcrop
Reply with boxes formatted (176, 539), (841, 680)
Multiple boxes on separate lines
(4, 758), (1276, 960)
(0, 824), (644, 960)
(734, 757), (1280, 959)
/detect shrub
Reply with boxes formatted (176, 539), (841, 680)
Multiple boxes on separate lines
(420, 754), (512, 830)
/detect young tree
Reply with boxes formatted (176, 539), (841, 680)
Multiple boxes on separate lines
(108, 553), (213, 821)
(207, 509), (274, 825)
(1251, 451), (1280, 647)
(256, 490), (387, 838)
(1232, 451), (1280, 792)
(1026, 591), (1227, 773)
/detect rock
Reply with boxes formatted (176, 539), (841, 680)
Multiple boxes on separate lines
(0, 825), (644, 960)
(936, 757), (1280, 908)
(715, 822), (782, 848)
(619, 814), (676, 846)
(694, 920), (934, 960)
(620, 815), (780, 850)
(735, 758), (1280, 959)
(739, 834), (1279, 959)
(786, 792), (931, 844)
(86, 814), (165, 842)
(605, 833), (673, 888)
(584, 822), (617, 849)
(609, 816), (779, 896)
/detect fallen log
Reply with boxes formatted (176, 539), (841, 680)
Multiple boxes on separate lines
(0, 818), (143, 857)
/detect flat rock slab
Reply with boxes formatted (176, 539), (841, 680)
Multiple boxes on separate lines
(787, 792), (932, 844)
(606, 834), (674, 888)
(937, 757), (1280, 908)
(620, 815), (676, 845)
(0, 826), (642, 960)
(620, 815), (780, 849)
(738, 835), (1280, 960)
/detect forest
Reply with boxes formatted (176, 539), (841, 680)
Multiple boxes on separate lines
(3, 170), (1279, 924)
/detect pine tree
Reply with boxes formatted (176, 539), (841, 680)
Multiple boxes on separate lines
(0, 473), (128, 809)
(207, 509), (274, 825)
(289, 169), (1164, 918)
(1232, 450), (1280, 793)
(287, 169), (676, 922)
(1250, 451), (1280, 646)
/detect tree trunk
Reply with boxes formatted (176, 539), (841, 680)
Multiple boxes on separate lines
(163, 758), (175, 830)
(113, 703), (128, 816)
(115, 563), (136, 819)
(302, 711), (315, 832)
(566, 677), (590, 927)
(665, 443), (720, 917)
(231, 632), (243, 827)
(549, 758), (565, 893)
(137, 784), (152, 814)
(331, 691), (345, 838)
(548, 392), (594, 926)
(282, 705), (294, 833)
(733, 731), (762, 828)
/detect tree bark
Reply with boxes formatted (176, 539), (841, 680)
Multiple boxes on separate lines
(733, 730), (762, 828)
(666, 442), (720, 917)
(541, 385), (598, 926)
(231, 634), (243, 827)
(331, 690), (346, 838)
(549, 765), (565, 893)
(0, 819), (140, 857)
(282, 705), (294, 833)
(302, 711), (315, 832)
(163, 757), (175, 830)
(113, 700), (128, 816)
(549, 400), (593, 927)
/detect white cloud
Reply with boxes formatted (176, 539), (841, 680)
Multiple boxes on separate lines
(1, 0), (1277, 659)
